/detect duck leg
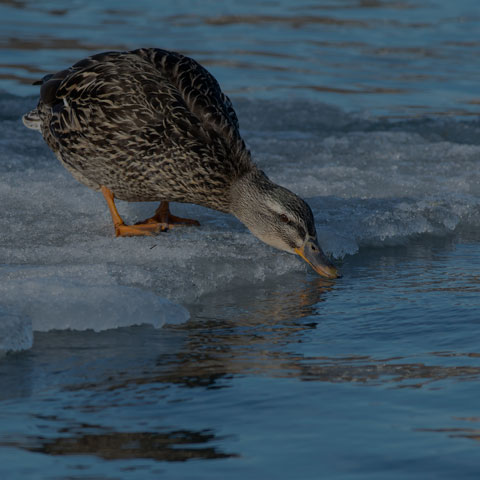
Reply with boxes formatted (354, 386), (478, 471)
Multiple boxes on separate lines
(101, 186), (163, 237)
(101, 186), (200, 237)
(135, 201), (200, 229)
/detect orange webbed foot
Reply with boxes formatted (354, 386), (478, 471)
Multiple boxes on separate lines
(135, 201), (200, 231)
(101, 187), (199, 237)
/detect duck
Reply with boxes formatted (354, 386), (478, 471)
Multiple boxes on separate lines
(22, 48), (339, 279)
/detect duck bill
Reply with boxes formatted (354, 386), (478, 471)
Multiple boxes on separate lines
(294, 239), (339, 279)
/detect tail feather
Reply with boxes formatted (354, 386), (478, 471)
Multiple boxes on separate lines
(33, 74), (53, 86)
(22, 109), (42, 131)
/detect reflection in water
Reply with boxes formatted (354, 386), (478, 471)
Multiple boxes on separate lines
(0, 37), (127, 52)
(0, 423), (237, 461)
(104, 348), (480, 392)
(417, 428), (480, 442)
(199, 14), (368, 28)
(0, 241), (480, 473)
(91, 277), (336, 391)
(417, 417), (480, 443)
(53, 271), (480, 394)
(296, 354), (480, 388)
(298, 84), (409, 95)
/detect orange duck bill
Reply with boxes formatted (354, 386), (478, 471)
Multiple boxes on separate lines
(294, 237), (340, 279)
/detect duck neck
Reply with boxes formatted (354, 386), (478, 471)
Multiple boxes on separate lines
(229, 168), (275, 225)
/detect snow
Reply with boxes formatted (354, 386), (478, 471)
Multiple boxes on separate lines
(1, 94), (479, 351)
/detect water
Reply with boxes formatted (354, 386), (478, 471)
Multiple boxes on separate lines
(1, 1), (480, 478)
(2, 0), (480, 117)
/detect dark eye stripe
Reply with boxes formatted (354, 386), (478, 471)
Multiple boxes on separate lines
(279, 214), (307, 237)
(279, 214), (296, 227)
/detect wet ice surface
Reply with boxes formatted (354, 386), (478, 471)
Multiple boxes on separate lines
(2, 276), (189, 334)
(1, 92), (480, 477)
(1, 94), (480, 347)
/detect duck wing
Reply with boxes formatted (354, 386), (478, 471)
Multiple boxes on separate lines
(133, 48), (249, 177)
(39, 49), (249, 170)
(135, 48), (242, 137)
(35, 49), (253, 206)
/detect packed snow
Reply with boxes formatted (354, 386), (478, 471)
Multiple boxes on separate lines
(1, 94), (479, 351)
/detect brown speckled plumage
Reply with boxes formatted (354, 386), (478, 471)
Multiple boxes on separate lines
(23, 47), (339, 278)
(30, 48), (253, 212)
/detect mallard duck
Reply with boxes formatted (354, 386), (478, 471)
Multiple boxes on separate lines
(22, 48), (338, 278)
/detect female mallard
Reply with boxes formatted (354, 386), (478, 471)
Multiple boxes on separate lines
(23, 48), (338, 278)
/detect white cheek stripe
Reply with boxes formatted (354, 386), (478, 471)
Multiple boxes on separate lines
(264, 198), (295, 222)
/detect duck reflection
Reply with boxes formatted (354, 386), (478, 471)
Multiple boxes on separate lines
(416, 416), (480, 443)
(0, 423), (237, 461)
(97, 269), (480, 392)
(153, 276), (335, 388)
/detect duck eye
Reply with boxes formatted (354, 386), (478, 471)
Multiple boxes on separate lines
(279, 214), (289, 223)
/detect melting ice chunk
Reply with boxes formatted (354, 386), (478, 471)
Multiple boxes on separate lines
(1, 278), (189, 333)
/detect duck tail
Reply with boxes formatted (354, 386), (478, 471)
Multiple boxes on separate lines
(22, 108), (41, 131)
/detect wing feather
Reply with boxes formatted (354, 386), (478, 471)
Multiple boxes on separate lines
(33, 48), (252, 204)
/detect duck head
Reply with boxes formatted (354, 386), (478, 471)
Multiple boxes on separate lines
(230, 169), (339, 279)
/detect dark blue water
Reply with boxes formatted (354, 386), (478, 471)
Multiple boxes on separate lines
(1, 239), (480, 479)
(1, 1), (480, 479)
(2, 0), (480, 117)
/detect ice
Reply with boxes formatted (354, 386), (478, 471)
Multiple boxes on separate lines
(0, 309), (32, 354)
(1, 94), (480, 349)
(237, 99), (480, 256)
(0, 275), (189, 333)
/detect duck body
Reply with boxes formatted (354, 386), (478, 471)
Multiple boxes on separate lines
(24, 48), (339, 278)
(32, 48), (251, 212)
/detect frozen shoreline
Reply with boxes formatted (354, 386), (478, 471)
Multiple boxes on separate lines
(1, 94), (479, 351)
